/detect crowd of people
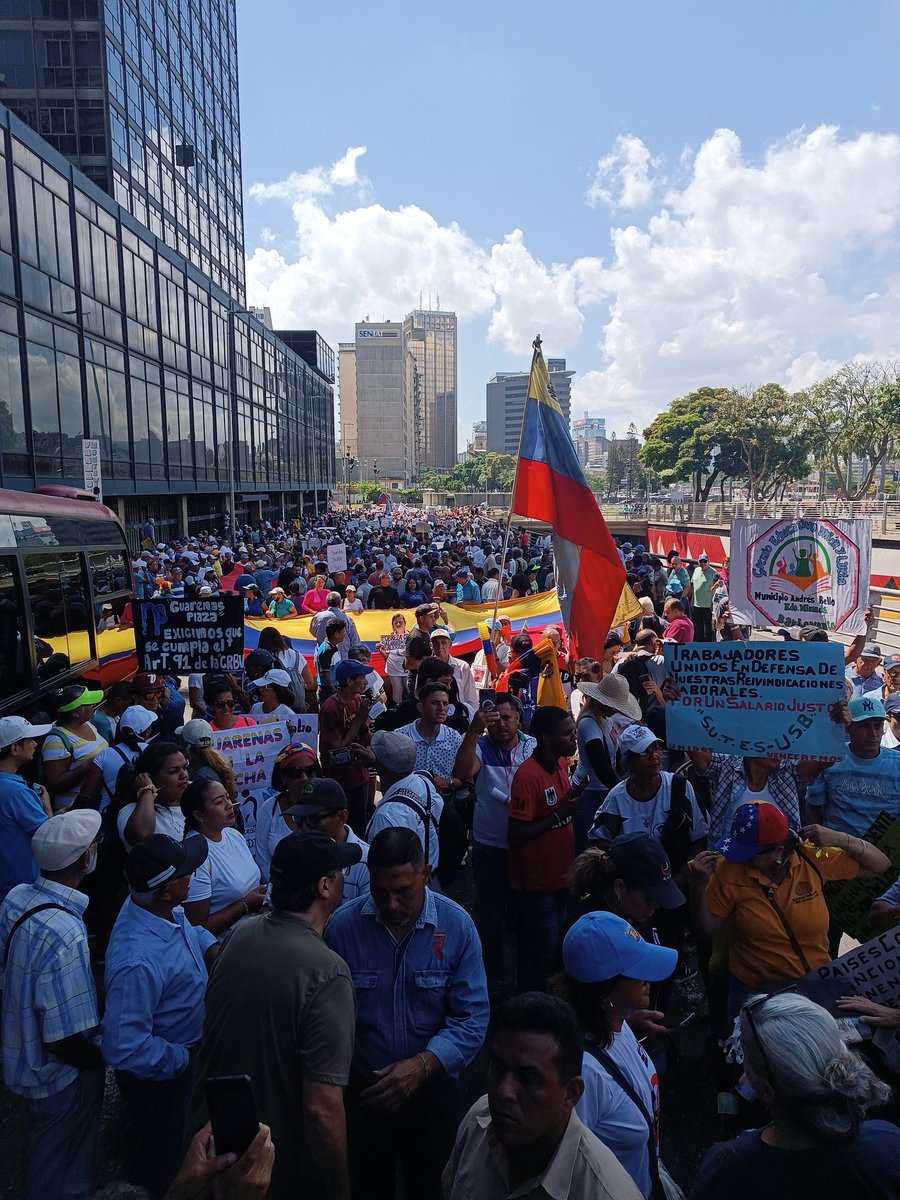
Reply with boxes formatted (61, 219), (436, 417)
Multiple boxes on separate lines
(0, 504), (899, 1200)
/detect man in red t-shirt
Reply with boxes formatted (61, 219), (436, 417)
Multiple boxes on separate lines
(318, 660), (375, 836)
(662, 597), (695, 644)
(508, 706), (586, 992)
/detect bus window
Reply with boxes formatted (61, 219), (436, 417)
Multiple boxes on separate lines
(24, 552), (93, 678)
(88, 548), (130, 598)
(0, 556), (27, 702)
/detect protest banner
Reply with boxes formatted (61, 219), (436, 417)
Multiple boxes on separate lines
(209, 716), (319, 855)
(134, 595), (244, 673)
(803, 924), (900, 1008)
(326, 542), (348, 573)
(825, 810), (900, 942)
(663, 641), (846, 758)
(728, 518), (871, 633)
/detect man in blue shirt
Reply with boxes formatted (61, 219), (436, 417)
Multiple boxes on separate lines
(845, 643), (885, 699)
(102, 834), (217, 1197)
(0, 810), (104, 1200)
(807, 696), (900, 838)
(326, 826), (489, 1200)
(0, 716), (52, 900)
(454, 567), (482, 604)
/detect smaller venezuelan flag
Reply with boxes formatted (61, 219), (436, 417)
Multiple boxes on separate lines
(511, 337), (626, 661)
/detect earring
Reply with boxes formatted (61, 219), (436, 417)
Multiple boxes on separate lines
(605, 1000), (614, 1010)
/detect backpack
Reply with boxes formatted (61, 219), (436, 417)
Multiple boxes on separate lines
(276, 646), (307, 713)
(659, 774), (694, 874)
(368, 772), (467, 888)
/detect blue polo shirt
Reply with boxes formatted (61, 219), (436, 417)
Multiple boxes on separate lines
(102, 899), (216, 1081)
(0, 774), (48, 900)
(325, 888), (489, 1081)
(845, 670), (883, 699)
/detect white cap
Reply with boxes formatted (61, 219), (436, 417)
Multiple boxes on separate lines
(0, 716), (52, 750)
(254, 669), (292, 690)
(617, 725), (662, 755)
(32, 811), (101, 871)
(119, 706), (158, 735)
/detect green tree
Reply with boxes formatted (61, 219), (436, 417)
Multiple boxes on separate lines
(799, 362), (900, 500)
(639, 387), (743, 501)
(715, 384), (811, 499)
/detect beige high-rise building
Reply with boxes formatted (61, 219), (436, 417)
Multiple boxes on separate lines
(403, 308), (458, 471)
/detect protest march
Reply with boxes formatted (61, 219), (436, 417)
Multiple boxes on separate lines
(1, 341), (900, 1200)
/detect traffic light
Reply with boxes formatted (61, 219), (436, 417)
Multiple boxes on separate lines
(373, 461), (380, 479)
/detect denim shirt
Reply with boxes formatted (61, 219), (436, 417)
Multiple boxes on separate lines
(325, 888), (489, 1080)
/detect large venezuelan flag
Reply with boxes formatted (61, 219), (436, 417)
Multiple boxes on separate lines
(511, 338), (627, 661)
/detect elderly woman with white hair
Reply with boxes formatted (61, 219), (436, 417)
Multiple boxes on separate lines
(691, 991), (900, 1198)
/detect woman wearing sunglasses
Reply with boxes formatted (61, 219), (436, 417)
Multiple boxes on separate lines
(253, 743), (321, 884)
(206, 682), (257, 732)
(691, 991), (900, 1199)
(691, 801), (890, 1018)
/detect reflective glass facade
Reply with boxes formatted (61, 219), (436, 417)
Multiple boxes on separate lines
(403, 308), (457, 470)
(0, 105), (334, 518)
(0, 0), (245, 301)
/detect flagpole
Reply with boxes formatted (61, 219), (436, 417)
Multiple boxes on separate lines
(490, 335), (542, 633)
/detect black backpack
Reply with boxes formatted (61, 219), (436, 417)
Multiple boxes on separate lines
(368, 772), (467, 888)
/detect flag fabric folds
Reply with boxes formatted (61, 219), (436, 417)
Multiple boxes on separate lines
(510, 338), (627, 661)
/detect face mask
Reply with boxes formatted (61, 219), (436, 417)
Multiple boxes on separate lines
(84, 844), (98, 876)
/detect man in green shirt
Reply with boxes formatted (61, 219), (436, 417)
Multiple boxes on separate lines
(690, 553), (718, 642)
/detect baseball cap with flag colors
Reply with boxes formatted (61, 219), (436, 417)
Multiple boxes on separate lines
(715, 801), (790, 864)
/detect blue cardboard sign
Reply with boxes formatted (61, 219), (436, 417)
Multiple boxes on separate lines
(663, 641), (848, 759)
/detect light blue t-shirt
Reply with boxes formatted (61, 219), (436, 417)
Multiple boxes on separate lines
(807, 748), (900, 836)
(0, 774), (48, 900)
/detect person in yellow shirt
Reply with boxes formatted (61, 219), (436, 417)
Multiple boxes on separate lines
(690, 800), (889, 1019)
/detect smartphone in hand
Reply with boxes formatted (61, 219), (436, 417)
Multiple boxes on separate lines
(206, 1074), (259, 1158)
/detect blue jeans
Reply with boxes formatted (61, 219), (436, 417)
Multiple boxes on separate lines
(472, 841), (508, 982)
(513, 889), (569, 993)
(20, 1067), (104, 1200)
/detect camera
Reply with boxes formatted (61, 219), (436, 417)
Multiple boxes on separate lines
(331, 748), (356, 767)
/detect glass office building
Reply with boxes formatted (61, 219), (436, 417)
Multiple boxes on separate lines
(403, 308), (457, 471)
(0, 0), (245, 301)
(0, 104), (334, 538)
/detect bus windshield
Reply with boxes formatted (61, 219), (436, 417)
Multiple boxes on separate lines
(0, 487), (133, 717)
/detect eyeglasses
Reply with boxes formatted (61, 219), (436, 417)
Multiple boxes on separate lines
(212, 700), (235, 709)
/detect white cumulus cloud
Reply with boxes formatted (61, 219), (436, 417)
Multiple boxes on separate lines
(575, 124), (900, 434)
(587, 134), (660, 210)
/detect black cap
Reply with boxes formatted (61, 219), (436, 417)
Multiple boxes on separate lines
(285, 778), (349, 819)
(799, 625), (829, 642)
(270, 832), (361, 890)
(125, 834), (209, 891)
(608, 832), (685, 908)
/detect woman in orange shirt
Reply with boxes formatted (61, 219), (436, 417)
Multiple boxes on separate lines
(691, 800), (889, 1019)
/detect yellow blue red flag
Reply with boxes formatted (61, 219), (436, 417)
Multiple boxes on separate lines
(511, 338), (627, 661)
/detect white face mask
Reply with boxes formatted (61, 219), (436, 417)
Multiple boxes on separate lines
(84, 844), (98, 876)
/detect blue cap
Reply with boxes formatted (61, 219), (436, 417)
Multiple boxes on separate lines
(666, 578), (684, 595)
(848, 696), (886, 722)
(883, 693), (900, 715)
(335, 660), (371, 686)
(562, 911), (677, 984)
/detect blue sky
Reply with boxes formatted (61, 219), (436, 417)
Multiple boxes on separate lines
(236, 0), (900, 448)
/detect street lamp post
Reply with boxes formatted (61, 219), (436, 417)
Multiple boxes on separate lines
(226, 308), (255, 540)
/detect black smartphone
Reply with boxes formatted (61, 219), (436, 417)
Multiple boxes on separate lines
(479, 687), (497, 709)
(206, 1075), (259, 1158)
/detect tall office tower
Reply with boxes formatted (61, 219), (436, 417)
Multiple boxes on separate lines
(485, 357), (575, 453)
(339, 321), (409, 484)
(403, 307), (457, 470)
(0, 0), (245, 301)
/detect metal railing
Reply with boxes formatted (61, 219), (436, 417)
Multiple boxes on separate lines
(639, 499), (900, 533)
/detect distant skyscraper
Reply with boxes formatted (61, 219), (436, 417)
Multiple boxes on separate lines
(403, 308), (457, 470)
(0, 0), (246, 300)
(339, 321), (413, 483)
(486, 358), (575, 454)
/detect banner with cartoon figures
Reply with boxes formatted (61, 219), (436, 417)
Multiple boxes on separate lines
(728, 518), (871, 635)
